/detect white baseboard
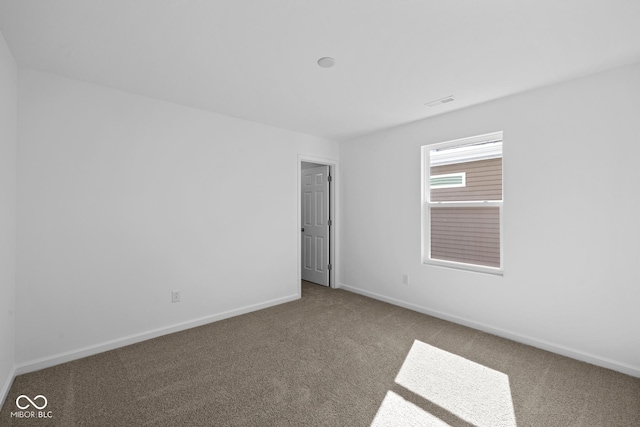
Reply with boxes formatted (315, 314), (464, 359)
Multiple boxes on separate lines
(339, 283), (640, 378)
(0, 366), (16, 411)
(14, 294), (300, 376)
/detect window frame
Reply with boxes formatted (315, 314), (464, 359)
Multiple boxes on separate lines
(421, 131), (504, 276)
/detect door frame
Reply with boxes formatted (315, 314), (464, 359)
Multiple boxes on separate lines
(297, 155), (339, 294)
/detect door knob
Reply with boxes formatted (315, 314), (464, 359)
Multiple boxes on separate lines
(301, 228), (305, 232)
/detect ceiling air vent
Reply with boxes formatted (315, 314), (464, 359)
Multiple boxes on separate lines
(425, 96), (456, 107)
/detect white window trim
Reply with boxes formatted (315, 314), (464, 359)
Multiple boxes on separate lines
(421, 132), (504, 276)
(430, 139), (502, 167)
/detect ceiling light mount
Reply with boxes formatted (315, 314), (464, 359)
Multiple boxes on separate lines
(317, 57), (336, 68)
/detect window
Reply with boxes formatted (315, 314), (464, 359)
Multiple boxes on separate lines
(430, 172), (466, 189)
(422, 132), (503, 274)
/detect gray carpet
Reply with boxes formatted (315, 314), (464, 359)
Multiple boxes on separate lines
(1, 281), (639, 426)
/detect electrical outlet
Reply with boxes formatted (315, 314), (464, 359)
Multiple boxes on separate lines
(402, 274), (409, 285)
(172, 290), (180, 303)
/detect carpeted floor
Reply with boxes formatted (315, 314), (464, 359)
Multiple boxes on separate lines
(1, 281), (639, 426)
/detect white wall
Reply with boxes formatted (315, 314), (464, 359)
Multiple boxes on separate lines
(16, 69), (338, 368)
(339, 62), (640, 376)
(0, 30), (17, 402)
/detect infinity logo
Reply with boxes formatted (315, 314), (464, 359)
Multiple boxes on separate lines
(16, 395), (48, 410)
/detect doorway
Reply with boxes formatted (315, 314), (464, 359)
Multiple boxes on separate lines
(298, 156), (337, 291)
(301, 163), (330, 286)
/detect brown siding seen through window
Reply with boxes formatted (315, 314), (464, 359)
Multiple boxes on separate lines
(430, 206), (500, 268)
(430, 158), (502, 202)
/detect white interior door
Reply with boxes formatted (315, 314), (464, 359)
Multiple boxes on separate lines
(301, 165), (330, 286)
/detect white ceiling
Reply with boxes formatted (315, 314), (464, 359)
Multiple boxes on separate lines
(1, 1), (639, 141)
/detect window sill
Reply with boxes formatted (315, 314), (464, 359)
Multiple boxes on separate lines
(422, 259), (504, 276)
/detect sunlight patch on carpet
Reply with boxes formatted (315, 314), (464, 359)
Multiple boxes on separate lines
(394, 340), (517, 427)
(370, 391), (452, 427)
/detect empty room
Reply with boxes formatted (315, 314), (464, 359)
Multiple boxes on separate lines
(1, 1), (639, 426)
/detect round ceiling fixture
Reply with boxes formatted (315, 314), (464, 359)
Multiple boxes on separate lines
(317, 57), (335, 68)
